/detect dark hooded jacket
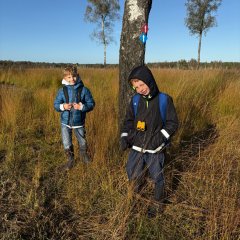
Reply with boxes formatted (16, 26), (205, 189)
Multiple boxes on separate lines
(121, 65), (178, 152)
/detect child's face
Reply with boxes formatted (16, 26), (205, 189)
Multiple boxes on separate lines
(65, 74), (76, 85)
(132, 79), (150, 96)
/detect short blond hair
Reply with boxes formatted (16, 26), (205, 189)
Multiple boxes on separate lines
(63, 65), (78, 77)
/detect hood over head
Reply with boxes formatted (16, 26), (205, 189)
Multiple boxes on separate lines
(128, 65), (159, 98)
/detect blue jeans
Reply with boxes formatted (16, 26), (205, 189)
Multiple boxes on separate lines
(126, 150), (165, 184)
(61, 125), (87, 150)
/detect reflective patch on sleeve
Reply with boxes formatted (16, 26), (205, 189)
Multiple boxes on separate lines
(161, 129), (170, 139)
(121, 133), (128, 137)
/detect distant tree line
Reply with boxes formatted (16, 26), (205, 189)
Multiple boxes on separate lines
(148, 59), (240, 70)
(0, 61), (118, 69)
(0, 60), (239, 70)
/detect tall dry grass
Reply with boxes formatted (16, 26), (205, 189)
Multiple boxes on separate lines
(0, 67), (239, 239)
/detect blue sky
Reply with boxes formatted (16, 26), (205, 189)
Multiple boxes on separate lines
(0, 0), (239, 64)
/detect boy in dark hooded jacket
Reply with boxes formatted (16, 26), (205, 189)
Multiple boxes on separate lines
(120, 65), (178, 216)
(54, 66), (95, 170)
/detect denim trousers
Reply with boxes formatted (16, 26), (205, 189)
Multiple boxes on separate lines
(126, 149), (165, 184)
(61, 124), (87, 150)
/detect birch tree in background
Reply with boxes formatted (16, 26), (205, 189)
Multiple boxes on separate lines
(85, 0), (120, 66)
(119, 0), (152, 126)
(185, 0), (222, 68)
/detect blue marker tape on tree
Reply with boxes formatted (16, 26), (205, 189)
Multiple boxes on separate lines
(139, 33), (148, 44)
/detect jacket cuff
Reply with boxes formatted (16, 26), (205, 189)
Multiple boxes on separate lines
(161, 129), (170, 139)
(80, 103), (84, 111)
(60, 104), (65, 111)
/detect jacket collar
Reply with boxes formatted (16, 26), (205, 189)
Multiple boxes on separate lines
(62, 76), (84, 89)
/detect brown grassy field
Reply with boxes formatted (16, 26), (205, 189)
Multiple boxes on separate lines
(0, 67), (239, 240)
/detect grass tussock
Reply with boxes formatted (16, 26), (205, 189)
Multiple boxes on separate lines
(0, 67), (239, 240)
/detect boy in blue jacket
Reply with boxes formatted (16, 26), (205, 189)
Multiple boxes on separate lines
(54, 66), (95, 169)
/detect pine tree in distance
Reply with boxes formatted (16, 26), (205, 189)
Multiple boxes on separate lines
(185, 0), (222, 68)
(85, 0), (120, 66)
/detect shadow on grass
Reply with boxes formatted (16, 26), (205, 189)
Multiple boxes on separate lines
(166, 124), (218, 195)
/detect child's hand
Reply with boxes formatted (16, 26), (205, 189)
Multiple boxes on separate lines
(63, 103), (73, 110)
(73, 102), (83, 110)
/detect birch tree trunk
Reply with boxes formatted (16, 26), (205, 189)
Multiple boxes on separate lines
(102, 17), (107, 67)
(197, 31), (202, 69)
(119, 0), (152, 128)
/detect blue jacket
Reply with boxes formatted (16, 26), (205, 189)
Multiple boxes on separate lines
(54, 78), (95, 127)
